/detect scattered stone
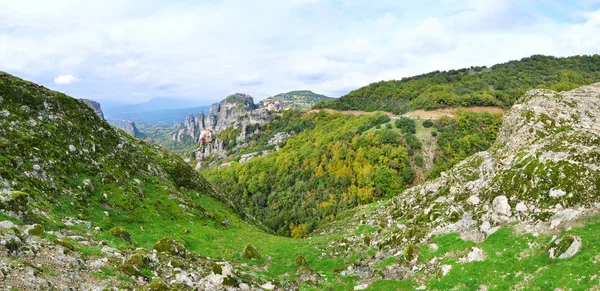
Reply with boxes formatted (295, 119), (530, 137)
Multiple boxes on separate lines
(549, 189), (567, 198)
(467, 195), (481, 205)
(515, 202), (528, 213)
(82, 179), (94, 193)
(354, 283), (369, 290)
(492, 196), (511, 216)
(0, 220), (16, 229)
(261, 282), (276, 290)
(441, 264), (453, 276)
(461, 247), (484, 263)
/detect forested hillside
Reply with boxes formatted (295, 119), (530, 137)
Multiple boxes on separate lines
(315, 54), (600, 113)
(201, 109), (503, 237)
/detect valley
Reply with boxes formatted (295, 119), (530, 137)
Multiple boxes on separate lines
(1, 54), (600, 290)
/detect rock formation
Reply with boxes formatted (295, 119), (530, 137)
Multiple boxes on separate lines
(172, 93), (276, 164)
(123, 121), (141, 137)
(79, 99), (104, 119)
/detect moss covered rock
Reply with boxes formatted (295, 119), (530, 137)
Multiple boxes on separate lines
(549, 235), (582, 259)
(152, 237), (188, 257)
(403, 243), (419, 262)
(211, 262), (223, 275)
(27, 224), (45, 237)
(108, 226), (132, 242)
(0, 191), (29, 216)
(144, 278), (168, 291)
(242, 244), (261, 260)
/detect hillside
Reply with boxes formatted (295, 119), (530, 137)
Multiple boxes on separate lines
(0, 72), (269, 289)
(259, 90), (334, 110)
(1, 72), (600, 290)
(201, 108), (503, 237)
(315, 54), (600, 113)
(316, 83), (600, 290)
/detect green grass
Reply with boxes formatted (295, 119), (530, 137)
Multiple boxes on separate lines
(426, 217), (600, 290)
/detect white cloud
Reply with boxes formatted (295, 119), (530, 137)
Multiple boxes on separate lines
(0, 1), (599, 103)
(236, 74), (263, 86)
(53, 74), (79, 85)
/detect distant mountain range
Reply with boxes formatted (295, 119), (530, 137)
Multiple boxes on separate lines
(104, 97), (211, 126)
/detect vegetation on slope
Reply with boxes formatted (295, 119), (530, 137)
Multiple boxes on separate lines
(315, 54), (600, 113)
(429, 110), (504, 178)
(259, 90), (335, 109)
(203, 111), (421, 237)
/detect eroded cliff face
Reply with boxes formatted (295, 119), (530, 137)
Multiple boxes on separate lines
(175, 93), (270, 142)
(171, 93), (275, 166)
(123, 121), (141, 137)
(79, 99), (104, 120)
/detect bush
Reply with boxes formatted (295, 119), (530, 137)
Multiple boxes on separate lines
(242, 244), (261, 259)
(403, 243), (419, 262)
(395, 117), (416, 134)
(27, 224), (45, 237)
(422, 120), (434, 128)
(145, 278), (168, 291)
(414, 155), (424, 167)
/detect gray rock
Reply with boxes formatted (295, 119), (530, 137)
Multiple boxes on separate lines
(492, 196), (511, 216)
(79, 99), (104, 119)
(123, 121), (141, 137)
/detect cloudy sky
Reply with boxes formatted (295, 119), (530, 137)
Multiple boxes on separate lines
(1, 0), (599, 105)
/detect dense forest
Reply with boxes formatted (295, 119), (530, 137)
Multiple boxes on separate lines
(202, 111), (417, 237)
(201, 109), (503, 237)
(314, 55), (600, 113)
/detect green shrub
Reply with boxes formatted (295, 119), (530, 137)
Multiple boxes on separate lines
(27, 224), (45, 237)
(242, 244), (261, 259)
(395, 117), (416, 134)
(422, 120), (434, 128)
(403, 243), (419, 262)
(211, 262), (223, 275)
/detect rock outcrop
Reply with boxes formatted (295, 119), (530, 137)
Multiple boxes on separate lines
(123, 121), (141, 137)
(175, 93), (272, 143)
(79, 99), (104, 119)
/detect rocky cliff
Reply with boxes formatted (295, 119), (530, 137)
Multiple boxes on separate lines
(175, 93), (271, 142)
(79, 98), (104, 119)
(123, 121), (142, 137)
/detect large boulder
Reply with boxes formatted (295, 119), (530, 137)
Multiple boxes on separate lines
(549, 235), (581, 259)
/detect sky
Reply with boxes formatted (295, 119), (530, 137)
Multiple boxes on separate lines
(1, 0), (600, 105)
